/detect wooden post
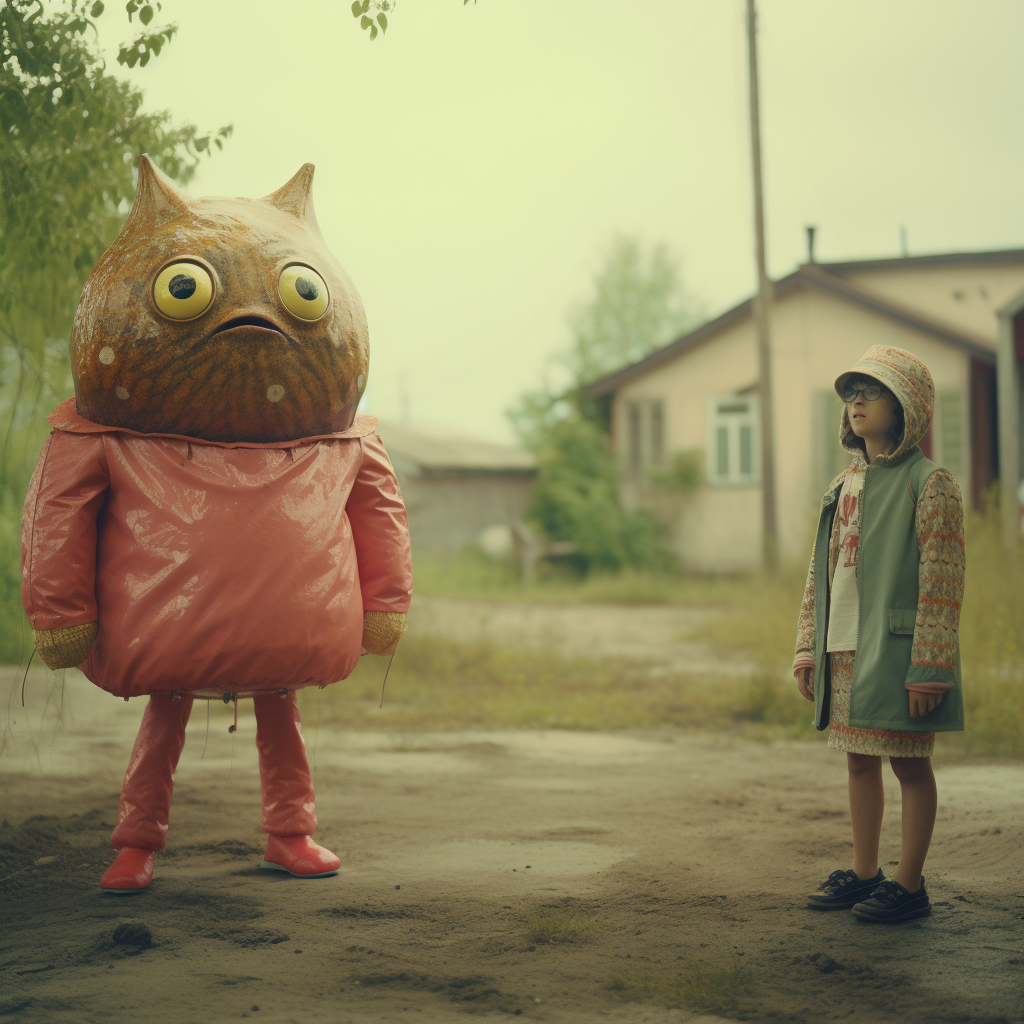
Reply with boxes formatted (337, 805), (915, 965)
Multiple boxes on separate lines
(746, 0), (777, 569)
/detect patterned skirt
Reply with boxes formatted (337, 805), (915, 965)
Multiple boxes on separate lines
(827, 651), (934, 757)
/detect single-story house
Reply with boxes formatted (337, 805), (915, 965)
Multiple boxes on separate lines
(585, 248), (1024, 572)
(374, 421), (537, 553)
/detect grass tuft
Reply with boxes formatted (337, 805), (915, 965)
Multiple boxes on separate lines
(606, 963), (750, 1012)
(526, 912), (598, 944)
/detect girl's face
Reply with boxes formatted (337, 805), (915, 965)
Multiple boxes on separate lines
(844, 377), (897, 440)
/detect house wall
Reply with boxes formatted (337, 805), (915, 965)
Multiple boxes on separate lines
(613, 285), (974, 572)
(614, 317), (760, 572)
(842, 263), (1024, 342)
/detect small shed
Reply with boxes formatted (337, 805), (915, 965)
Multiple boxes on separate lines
(374, 421), (537, 553)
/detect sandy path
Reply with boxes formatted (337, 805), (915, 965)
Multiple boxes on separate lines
(2, 665), (1022, 1024)
(406, 598), (756, 678)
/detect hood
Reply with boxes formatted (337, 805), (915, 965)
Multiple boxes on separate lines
(833, 345), (934, 466)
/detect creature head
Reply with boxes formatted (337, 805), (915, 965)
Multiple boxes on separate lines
(70, 156), (368, 442)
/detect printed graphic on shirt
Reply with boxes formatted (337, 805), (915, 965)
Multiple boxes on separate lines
(837, 490), (861, 567)
(827, 464), (866, 653)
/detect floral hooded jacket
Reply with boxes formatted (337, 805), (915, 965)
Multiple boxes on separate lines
(793, 345), (966, 731)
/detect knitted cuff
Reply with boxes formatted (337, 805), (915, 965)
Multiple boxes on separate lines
(792, 650), (815, 677)
(905, 682), (951, 694)
(34, 622), (98, 670)
(361, 611), (407, 657)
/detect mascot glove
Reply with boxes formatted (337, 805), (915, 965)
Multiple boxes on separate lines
(34, 622), (98, 670)
(361, 611), (407, 657)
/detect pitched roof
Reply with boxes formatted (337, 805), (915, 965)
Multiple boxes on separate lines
(375, 421), (536, 476)
(819, 248), (1024, 274)
(584, 253), (1011, 398)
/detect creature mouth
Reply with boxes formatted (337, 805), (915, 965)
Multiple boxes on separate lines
(212, 315), (286, 336)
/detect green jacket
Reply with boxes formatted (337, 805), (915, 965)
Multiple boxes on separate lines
(809, 449), (965, 733)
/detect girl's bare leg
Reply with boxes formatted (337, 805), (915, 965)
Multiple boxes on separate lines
(889, 755), (937, 892)
(847, 752), (884, 879)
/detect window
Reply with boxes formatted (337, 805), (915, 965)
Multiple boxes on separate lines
(625, 398), (667, 475)
(707, 396), (760, 485)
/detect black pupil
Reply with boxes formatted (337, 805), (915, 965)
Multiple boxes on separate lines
(169, 273), (197, 300)
(295, 276), (318, 301)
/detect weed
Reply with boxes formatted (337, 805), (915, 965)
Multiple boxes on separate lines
(607, 962), (750, 1013)
(526, 912), (598, 944)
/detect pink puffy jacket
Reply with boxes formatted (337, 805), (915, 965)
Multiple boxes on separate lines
(21, 399), (413, 699)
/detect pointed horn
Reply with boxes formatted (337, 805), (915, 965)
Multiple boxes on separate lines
(122, 154), (192, 232)
(262, 163), (319, 228)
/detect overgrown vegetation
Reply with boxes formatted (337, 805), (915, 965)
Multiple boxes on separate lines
(0, 0), (228, 661)
(356, 500), (1024, 757)
(510, 237), (705, 574)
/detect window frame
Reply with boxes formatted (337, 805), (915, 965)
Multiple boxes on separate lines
(706, 395), (761, 486)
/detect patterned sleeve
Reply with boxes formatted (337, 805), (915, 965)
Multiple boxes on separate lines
(794, 466), (849, 665)
(906, 469), (965, 691)
(794, 545), (816, 658)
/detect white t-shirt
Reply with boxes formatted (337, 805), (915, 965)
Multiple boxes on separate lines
(827, 463), (866, 652)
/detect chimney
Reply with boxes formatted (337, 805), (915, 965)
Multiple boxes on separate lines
(805, 225), (817, 264)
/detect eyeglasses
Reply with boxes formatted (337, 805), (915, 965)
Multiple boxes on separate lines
(841, 382), (884, 402)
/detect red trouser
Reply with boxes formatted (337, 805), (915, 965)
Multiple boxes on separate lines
(111, 691), (318, 851)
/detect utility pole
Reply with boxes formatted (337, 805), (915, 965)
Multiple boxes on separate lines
(746, 0), (777, 570)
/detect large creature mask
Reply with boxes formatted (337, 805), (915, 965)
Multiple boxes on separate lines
(70, 156), (368, 443)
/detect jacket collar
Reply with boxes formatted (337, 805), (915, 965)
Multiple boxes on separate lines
(46, 398), (378, 449)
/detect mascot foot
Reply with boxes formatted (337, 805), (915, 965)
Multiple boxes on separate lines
(101, 848), (154, 894)
(260, 834), (340, 878)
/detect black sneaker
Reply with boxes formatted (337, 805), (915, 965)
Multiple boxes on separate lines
(807, 868), (885, 909)
(852, 877), (931, 922)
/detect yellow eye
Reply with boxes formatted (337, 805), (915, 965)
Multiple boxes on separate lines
(153, 262), (214, 320)
(279, 265), (329, 321)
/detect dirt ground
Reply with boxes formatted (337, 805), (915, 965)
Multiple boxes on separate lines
(2, 600), (1023, 1024)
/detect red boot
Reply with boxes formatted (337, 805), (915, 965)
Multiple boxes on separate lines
(100, 848), (154, 893)
(260, 835), (340, 878)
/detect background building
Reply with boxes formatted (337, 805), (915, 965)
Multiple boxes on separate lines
(376, 421), (537, 554)
(586, 248), (1024, 571)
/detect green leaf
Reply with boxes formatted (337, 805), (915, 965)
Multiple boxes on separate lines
(90, 1), (105, 16)
(350, 0), (361, 16)
(369, 22), (377, 40)
(360, 0), (370, 11)
(377, 12), (387, 32)
(139, 4), (154, 25)
(139, 50), (150, 66)
(360, 14), (372, 29)
(194, 136), (208, 152)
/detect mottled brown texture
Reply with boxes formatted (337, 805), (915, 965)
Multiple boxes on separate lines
(32, 621), (97, 670)
(361, 610), (408, 656)
(70, 156), (368, 443)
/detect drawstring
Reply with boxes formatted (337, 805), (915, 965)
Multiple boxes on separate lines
(20, 649), (36, 707)
(379, 652), (396, 708)
(180, 442), (193, 466)
(228, 696), (238, 734)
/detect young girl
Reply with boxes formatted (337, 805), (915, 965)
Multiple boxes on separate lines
(793, 345), (965, 922)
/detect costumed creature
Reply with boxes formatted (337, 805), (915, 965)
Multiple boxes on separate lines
(20, 156), (413, 892)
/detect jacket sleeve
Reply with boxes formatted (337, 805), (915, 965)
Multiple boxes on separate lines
(347, 433), (413, 614)
(905, 468), (965, 692)
(794, 542), (816, 663)
(21, 430), (110, 630)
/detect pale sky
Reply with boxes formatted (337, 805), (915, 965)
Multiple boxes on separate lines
(105, 0), (1024, 443)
